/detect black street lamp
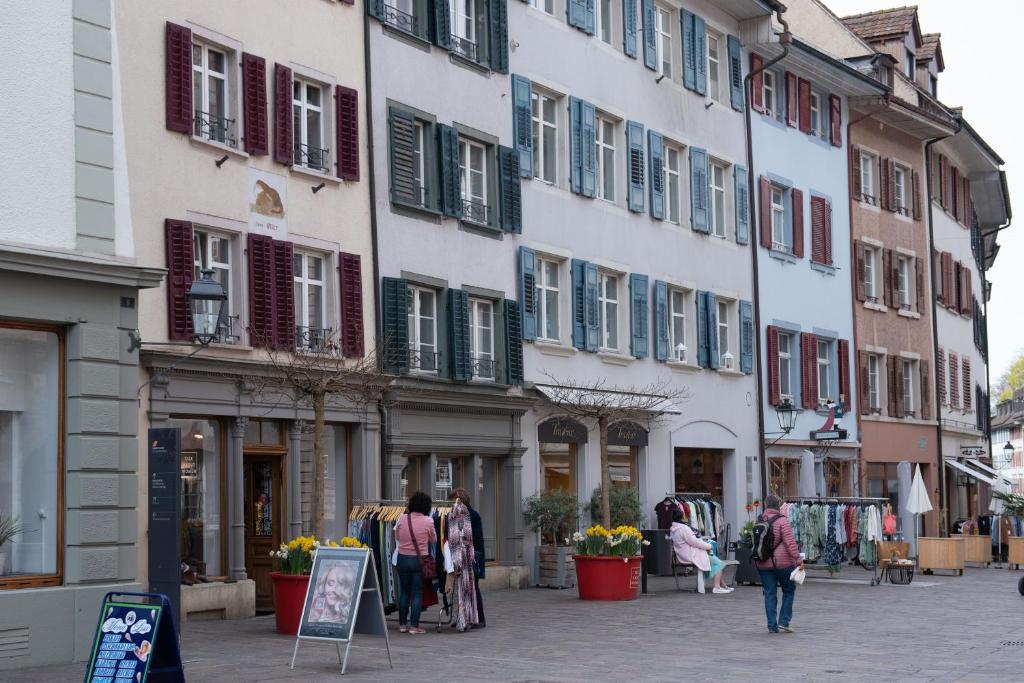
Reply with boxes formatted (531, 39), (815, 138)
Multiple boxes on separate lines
(188, 269), (228, 347)
(1004, 441), (1014, 466)
(775, 397), (798, 435)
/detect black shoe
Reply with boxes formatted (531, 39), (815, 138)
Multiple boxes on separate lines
(470, 622), (486, 629)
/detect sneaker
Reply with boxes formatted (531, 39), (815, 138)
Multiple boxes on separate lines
(778, 625), (794, 633)
(712, 587), (731, 594)
(399, 625), (408, 633)
(768, 628), (779, 634)
(408, 627), (427, 635)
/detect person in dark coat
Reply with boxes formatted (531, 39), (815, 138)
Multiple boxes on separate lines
(450, 488), (485, 628)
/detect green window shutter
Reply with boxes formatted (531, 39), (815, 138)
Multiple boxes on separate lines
(690, 146), (709, 233)
(734, 164), (750, 245)
(739, 300), (753, 374)
(503, 299), (524, 384)
(434, 0), (453, 49)
(584, 262), (599, 351)
(571, 259), (586, 349)
(706, 292), (719, 369)
(693, 14), (706, 96)
(728, 35), (744, 111)
(641, 0), (656, 70)
(682, 10), (696, 91)
(696, 290), (709, 368)
(648, 129), (664, 220)
(629, 273), (649, 358)
(367, 0), (384, 21)
(626, 121), (645, 213)
(498, 145), (522, 233)
(382, 277), (409, 373)
(437, 124), (462, 217)
(388, 107), (419, 207)
(654, 280), (669, 361)
(622, 0), (638, 58)
(448, 289), (471, 381)
(489, 0), (509, 73)
(511, 75), (533, 177)
(519, 246), (538, 341)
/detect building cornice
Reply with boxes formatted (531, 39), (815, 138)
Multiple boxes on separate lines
(0, 242), (165, 289)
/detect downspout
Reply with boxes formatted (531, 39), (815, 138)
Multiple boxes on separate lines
(983, 216), (1010, 489)
(745, 9), (791, 498)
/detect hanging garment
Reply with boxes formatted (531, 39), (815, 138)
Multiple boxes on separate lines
(655, 500), (676, 530)
(825, 505), (844, 570)
(447, 502), (478, 631)
(835, 505), (847, 547)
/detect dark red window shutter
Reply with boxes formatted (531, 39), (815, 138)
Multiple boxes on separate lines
(274, 64), (294, 165)
(759, 176), (772, 249)
(241, 53), (268, 155)
(915, 256), (925, 313)
(797, 78), (812, 134)
(750, 54), (764, 113)
(829, 94), (841, 147)
(939, 155), (949, 209)
(838, 338), (850, 409)
(791, 188), (804, 258)
(165, 219), (195, 341)
(785, 72), (797, 127)
(273, 240), (295, 350)
(937, 347), (946, 405)
(920, 361), (931, 420)
(165, 22), (193, 134)
(823, 200), (833, 265)
(800, 332), (818, 409)
(858, 352), (870, 415)
(942, 252), (954, 307)
(855, 241), (867, 302)
(248, 234), (276, 348)
(951, 167), (960, 219)
(339, 252), (365, 357)
(881, 248), (893, 308)
(810, 195), (825, 264)
(912, 169), (922, 220)
(879, 157), (890, 211)
(335, 85), (359, 181)
(767, 325), (780, 406)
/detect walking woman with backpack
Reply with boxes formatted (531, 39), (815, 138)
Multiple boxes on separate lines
(752, 495), (804, 634)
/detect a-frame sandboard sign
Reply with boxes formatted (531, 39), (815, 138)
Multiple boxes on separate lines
(83, 592), (185, 683)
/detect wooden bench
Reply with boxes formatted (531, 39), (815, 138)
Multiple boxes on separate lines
(671, 557), (740, 592)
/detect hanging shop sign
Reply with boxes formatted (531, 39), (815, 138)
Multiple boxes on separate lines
(608, 421), (648, 447)
(538, 417), (588, 444)
(248, 168), (288, 239)
(960, 447), (986, 458)
(83, 592), (183, 683)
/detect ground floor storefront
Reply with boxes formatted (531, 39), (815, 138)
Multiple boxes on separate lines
(941, 424), (1001, 533)
(860, 419), (940, 537)
(764, 441), (860, 500)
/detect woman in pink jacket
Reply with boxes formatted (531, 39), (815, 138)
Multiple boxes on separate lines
(669, 509), (732, 594)
(754, 494), (804, 634)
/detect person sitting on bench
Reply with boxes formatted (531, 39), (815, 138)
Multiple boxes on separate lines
(669, 508), (733, 594)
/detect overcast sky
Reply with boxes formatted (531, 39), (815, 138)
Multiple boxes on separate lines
(821, 0), (1021, 386)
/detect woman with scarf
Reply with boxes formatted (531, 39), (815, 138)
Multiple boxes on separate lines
(449, 488), (486, 628)
(446, 499), (478, 632)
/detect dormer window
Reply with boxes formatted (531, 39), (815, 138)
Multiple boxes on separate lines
(930, 74), (938, 98)
(905, 48), (914, 78)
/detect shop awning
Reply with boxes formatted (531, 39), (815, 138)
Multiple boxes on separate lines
(944, 458), (1010, 487)
(959, 458), (1013, 487)
(534, 384), (682, 415)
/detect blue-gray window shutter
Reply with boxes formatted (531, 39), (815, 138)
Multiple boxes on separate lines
(570, 97), (582, 194)
(448, 288), (471, 381)
(504, 299), (524, 384)
(654, 280), (669, 361)
(518, 246), (538, 341)
(568, 0), (594, 34)
(437, 124), (462, 217)
(498, 145), (522, 233)
(489, 0), (509, 73)
(586, 0), (596, 34)
(641, 0), (656, 70)
(690, 146), (709, 233)
(512, 75), (533, 178)
(571, 259), (586, 349)
(682, 10), (696, 91)
(696, 290), (709, 368)
(739, 299), (753, 374)
(648, 129), (664, 220)
(388, 107), (419, 207)
(629, 273), (649, 358)
(626, 121), (645, 213)
(622, 0), (638, 58)
(434, 0), (452, 49)
(706, 291), (718, 369)
(572, 98), (597, 198)
(382, 277), (409, 373)
(584, 262), (600, 351)
(693, 14), (706, 95)
(734, 164), (750, 245)
(728, 35), (744, 111)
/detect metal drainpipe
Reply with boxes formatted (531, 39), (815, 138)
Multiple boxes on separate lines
(983, 217), (1010, 486)
(745, 9), (791, 498)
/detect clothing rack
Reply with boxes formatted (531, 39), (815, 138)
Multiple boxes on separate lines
(349, 499), (452, 522)
(672, 491), (713, 498)
(784, 497), (886, 586)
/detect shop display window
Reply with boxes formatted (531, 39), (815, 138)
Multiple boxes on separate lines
(171, 418), (224, 577)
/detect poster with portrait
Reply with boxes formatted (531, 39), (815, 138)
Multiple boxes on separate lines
(297, 547), (369, 641)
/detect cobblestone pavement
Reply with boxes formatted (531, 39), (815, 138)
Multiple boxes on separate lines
(19, 566), (1024, 682)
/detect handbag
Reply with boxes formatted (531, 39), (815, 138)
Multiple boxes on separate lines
(407, 514), (437, 580)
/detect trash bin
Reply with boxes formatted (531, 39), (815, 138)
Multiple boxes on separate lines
(642, 529), (673, 576)
(731, 545), (761, 586)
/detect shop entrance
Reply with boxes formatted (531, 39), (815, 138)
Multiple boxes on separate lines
(243, 454), (283, 612)
(674, 448), (726, 499)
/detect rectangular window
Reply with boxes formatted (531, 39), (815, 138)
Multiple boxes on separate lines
(902, 359), (915, 415)
(710, 163), (727, 238)
(407, 286), (438, 373)
(817, 340), (831, 405)
(0, 325), (61, 586)
(905, 48), (914, 78)
(293, 78), (326, 172)
(536, 257), (561, 341)
(192, 42), (233, 146)
(193, 229), (236, 343)
(458, 137), (489, 224)
(469, 298), (495, 380)
(863, 245), (877, 302)
(665, 145), (681, 224)
(770, 186), (786, 250)
(859, 151), (876, 203)
(383, 0), (419, 34)
(894, 164), (908, 215)
(449, 0), (479, 61)
(531, 91), (557, 184)
(656, 7), (672, 79)
(174, 417), (224, 577)
(897, 255), (911, 309)
(868, 354), (880, 410)
(293, 252), (326, 351)
(778, 333), (792, 399)
(598, 0), (612, 44)
(412, 121), (426, 205)
(598, 272), (619, 351)
(717, 300), (731, 369)
(707, 33), (722, 102)
(670, 289), (687, 362)
(810, 92), (821, 138)
(596, 115), (616, 202)
(529, 0), (553, 14)
(763, 71), (776, 117)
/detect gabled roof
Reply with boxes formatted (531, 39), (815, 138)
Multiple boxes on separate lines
(917, 33), (944, 71)
(842, 6), (923, 46)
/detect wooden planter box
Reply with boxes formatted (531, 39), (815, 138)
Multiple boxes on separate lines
(537, 545), (576, 588)
(918, 537), (965, 576)
(952, 534), (992, 566)
(1008, 537), (1024, 570)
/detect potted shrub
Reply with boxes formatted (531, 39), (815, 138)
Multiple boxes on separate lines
(0, 514), (23, 576)
(269, 535), (365, 635)
(587, 486), (644, 528)
(572, 525), (649, 601)
(523, 490), (579, 588)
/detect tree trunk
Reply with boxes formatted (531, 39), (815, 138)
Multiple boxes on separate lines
(599, 415), (611, 528)
(312, 391), (326, 539)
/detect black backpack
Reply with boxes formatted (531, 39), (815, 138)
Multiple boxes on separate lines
(750, 513), (782, 563)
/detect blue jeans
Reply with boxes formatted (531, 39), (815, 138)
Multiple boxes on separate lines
(758, 566), (797, 631)
(397, 554), (424, 627)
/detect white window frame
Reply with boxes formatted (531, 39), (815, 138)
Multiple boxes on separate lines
(531, 90), (558, 185)
(897, 255), (912, 309)
(293, 252), (327, 350)
(670, 288), (687, 362)
(595, 115), (616, 203)
(597, 0), (612, 44)
(868, 354), (881, 411)
(193, 228), (236, 343)
(817, 339), (831, 406)
(469, 298), (495, 381)
(902, 358), (915, 415)
(894, 164), (908, 215)
(763, 71), (776, 117)
(710, 162), (727, 238)
(191, 41), (232, 146)
(778, 333), (793, 400)
(293, 76), (327, 172)
(665, 145), (682, 224)
(810, 92), (822, 138)
(860, 151), (876, 202)
(449, 0), (477, 50)
(717, 299), (732, 369)
(770, 186), (786, 250)
(412, 121), (426, 204)
(707, 32), (722, 102)
(408, 286), (438, 374)
(529, 0), (553, 15)
(536, 256), (561, 342)
(458, 137), (488, 224)
(655, 6), (672, 79)
(598, 271), (620, 351)
(864, 246), (878, 302)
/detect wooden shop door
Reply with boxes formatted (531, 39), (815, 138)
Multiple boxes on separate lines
(244, 454), (283, 612)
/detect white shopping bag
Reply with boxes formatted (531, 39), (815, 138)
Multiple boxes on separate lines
(790, 567), (806, 585)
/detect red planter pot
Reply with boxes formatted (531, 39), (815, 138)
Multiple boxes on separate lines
(271, 572), (310, 635)
(573, 555), (642, 601)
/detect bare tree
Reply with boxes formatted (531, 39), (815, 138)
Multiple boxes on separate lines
(250, 329), (394, 538)
(537, 373), (690, 527)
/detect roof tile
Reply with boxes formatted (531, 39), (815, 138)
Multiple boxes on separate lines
(841, 6), (918, 42)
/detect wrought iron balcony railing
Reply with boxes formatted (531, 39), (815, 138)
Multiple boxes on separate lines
(294, 143), (330, 173)
(461, 198), (490, 225)
(212, 314), (241, 345)
(409, 347), (440, 373)
(193, 111), (236, 147)
(472, 356), (497, 381)
(375, 0), (419, 35)
(296, 326), (333, 354)
(450, 35), (478, 62)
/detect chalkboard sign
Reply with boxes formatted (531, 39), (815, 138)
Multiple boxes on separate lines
(290, 547), (392, 675)
(83, 592), (183, 683)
